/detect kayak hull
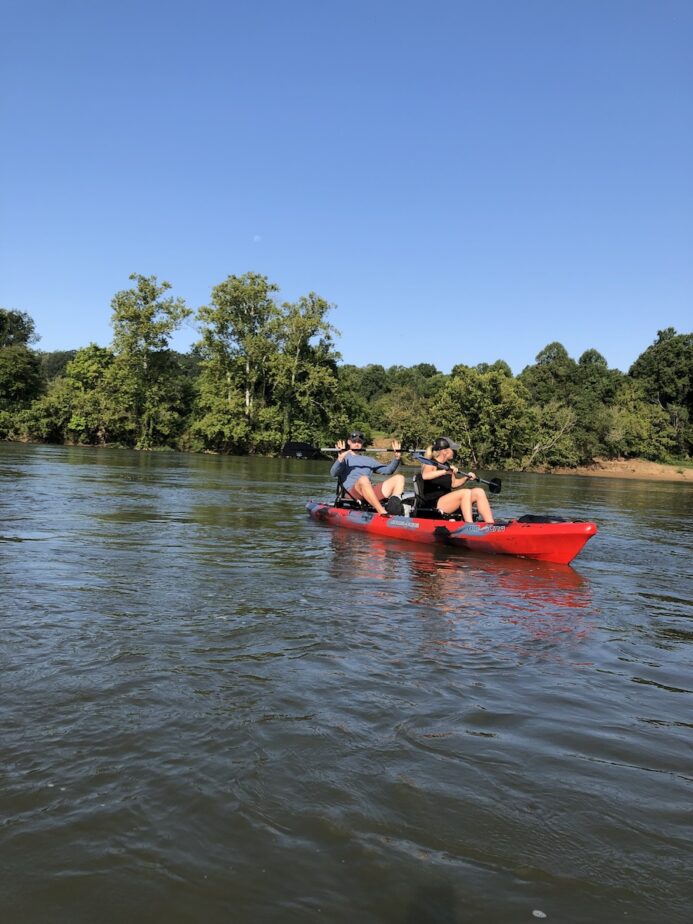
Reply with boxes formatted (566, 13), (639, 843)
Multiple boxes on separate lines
(306, 501), (597, 565)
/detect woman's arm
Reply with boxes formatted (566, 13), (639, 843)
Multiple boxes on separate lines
(421, 465), (448, 481)
(450, 470), (475, 487)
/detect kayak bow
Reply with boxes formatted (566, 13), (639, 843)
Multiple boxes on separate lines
(306, 501), (597, 565)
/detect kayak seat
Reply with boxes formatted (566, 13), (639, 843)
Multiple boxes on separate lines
(334, 478), (377, 512)
(411, 474), (455, 520)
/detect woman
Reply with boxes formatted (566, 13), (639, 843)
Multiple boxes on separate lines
(420, 436), (494, 523)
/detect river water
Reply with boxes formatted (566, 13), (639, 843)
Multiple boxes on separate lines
(1, 443), (691, 923)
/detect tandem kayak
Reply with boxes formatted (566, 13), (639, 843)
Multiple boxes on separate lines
(306, 501), (597, 565)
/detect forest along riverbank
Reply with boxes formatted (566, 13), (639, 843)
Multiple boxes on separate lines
(371, 439), (692, 483)
(5, 436), (692, 484)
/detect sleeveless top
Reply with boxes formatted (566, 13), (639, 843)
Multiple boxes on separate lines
(422, 471), (452, 501)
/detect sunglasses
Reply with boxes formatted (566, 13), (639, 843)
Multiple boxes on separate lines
(348, 434), (365, 442)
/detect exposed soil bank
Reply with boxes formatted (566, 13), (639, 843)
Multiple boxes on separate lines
(546, 458), (692, 483)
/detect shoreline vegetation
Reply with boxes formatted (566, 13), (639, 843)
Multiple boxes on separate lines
(4, 434), (691, 484)
(369, 439), (692, 483)
(1, 273), (692, 472)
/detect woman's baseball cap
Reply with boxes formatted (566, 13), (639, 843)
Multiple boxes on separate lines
(432, 436), (459, 451)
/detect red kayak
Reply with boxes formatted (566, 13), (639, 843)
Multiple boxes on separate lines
(306, 501), (597, 565)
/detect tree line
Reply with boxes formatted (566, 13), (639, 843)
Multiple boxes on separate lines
(1, 272), (691, 468)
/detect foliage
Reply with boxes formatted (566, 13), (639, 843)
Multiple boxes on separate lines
(109, 274), (192, 449)
(40, 350), (77, 380)
(429, 368), (533, 468)
(196, 272), (280, 440)
(0, 308), (39, 347)
(268, 292), (341, 445)
(0, 345), (44, 410)
(629, 328), (693, 455)
(3, 282), (691, 468)
(600, 380), (677, 460)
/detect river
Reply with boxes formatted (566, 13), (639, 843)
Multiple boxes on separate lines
(1, 443), (691, 923)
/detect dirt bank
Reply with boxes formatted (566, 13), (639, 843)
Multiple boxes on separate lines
(547, 458), (692, 483)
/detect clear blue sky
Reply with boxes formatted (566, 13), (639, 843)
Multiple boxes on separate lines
(1, 0), (691, 374)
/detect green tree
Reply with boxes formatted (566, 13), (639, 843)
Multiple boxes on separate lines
(109, 274), (192, 448)
(629, 328), (693, 455)
(19, 344), (119, 445)
(522, 402), (578, 469)
(519, 342), (578, 405)
(269, 292), (340, 446)
(0, 308), (39, 347)
(474, 359), (513, 377)
(629, 328), (693, 409)
(358, 364), (389, 401)
(0, 345), (44, 410)
(430, 367), (533, 468)
(0, 309), (44, 417)
(601, 380), (676, 460)
(197, 272), (280, 434)
(570, 349), (624, 462)
(332, 365), (372, 437)
(39, 350), (77, 381)
(377, 386), (432, 449)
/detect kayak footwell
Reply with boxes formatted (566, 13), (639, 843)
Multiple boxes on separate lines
(306, 501), (597, 565)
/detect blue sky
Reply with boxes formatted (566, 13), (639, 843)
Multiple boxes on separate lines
(1, 0), (691, 374)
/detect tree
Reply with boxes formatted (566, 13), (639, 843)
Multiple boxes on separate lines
(376, 386), (432, 449)
(475, 359), (512, 377)
(197, 273), (280, 434)
(0, 308), (39, 347)
(601, 380), (676, 460)
(522, 402), (578, 469)
(65, 344), (114, 390)
(40, 350), (77, 381)
(269, 292), (341, 446)
(566, 350), (623, 461)
(109, 274), (192, 448)
(0, 309), (44, 416)
(629, 328), (693, 408)
(0, 345), (44, 410)
(519, 341), (578, 405)
(430, 368), (533, 467)
(629, 328), (693, 455)
(358, 364), (389, 401)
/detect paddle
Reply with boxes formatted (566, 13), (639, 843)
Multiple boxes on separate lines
(321, 446), (423, 453)
(412, 453), (502, 494)
(475, 476), (502, 494)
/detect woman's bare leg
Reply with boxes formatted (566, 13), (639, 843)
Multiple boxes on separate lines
(436, 491), (469, 518)
(470, 488), (494, 523)
(437, 489), (493, 523)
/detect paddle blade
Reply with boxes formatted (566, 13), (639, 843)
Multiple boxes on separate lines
(488, 478), (502, 494)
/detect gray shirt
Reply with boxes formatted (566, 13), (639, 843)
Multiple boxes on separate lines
(330, 452), (400, 491)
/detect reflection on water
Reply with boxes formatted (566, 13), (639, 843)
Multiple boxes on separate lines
(1, 443), (692, 924)
(325, 528), (595, 662)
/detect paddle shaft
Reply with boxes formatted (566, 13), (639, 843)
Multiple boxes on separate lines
(321, 447), (423, 453)
(413, 453), (502, 493)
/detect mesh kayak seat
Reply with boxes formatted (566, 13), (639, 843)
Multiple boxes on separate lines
(334, 478), (364, 509)
(411, 474), (460, 520)
(333, 477), (381, 512)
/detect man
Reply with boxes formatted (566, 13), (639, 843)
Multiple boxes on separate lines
(330, 430), (406, 515)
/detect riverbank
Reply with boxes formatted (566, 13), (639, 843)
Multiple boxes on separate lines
(369, 438), (692, 483)
(5, 437), (692, 483)
(546, 457), (692, 483)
